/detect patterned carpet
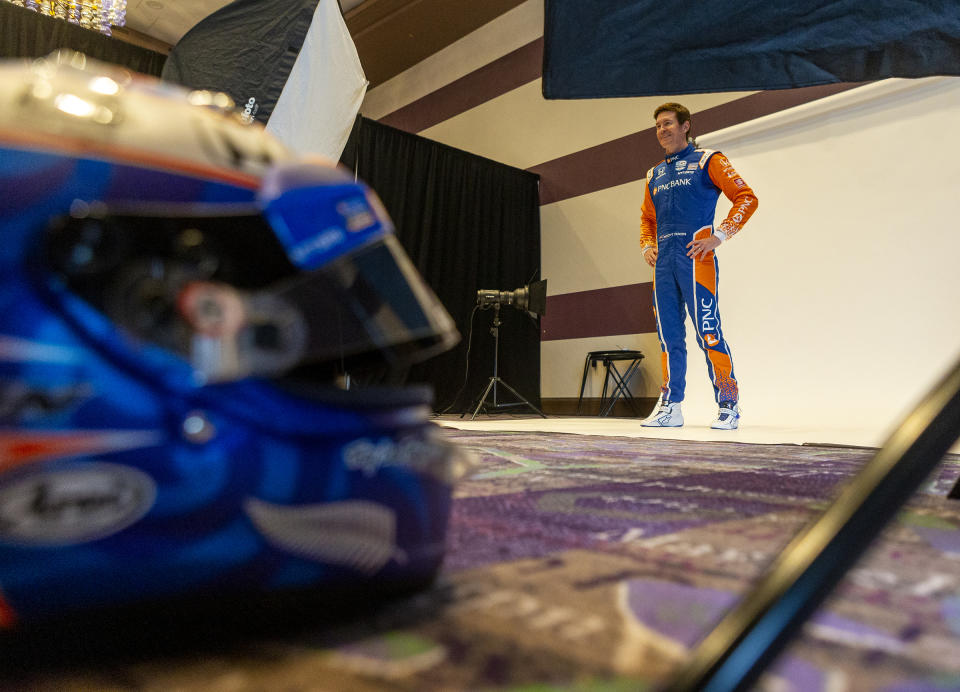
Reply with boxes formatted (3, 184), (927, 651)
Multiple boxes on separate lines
(7, 430), (960, 691)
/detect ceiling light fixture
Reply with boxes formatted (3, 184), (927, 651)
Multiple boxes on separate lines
(4, 0), (127, 36)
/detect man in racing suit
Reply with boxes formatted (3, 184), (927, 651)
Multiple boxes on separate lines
(640, 102), (758, 429)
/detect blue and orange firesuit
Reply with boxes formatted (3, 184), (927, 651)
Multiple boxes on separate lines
(640, 143), (758, 405)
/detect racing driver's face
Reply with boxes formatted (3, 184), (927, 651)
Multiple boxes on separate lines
(656, 111), (690, 155)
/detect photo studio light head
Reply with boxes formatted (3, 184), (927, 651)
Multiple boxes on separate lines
(476, 279), (547, 315)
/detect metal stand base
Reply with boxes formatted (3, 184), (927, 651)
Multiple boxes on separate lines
(462, 303), (547, 421)
(466, 375), (547, 421)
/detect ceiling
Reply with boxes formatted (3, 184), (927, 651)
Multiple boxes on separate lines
(122, 0), (528, 88)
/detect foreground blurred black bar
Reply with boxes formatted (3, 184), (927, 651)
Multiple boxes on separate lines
(949, 472), (960, 499)
(666, 354), (960, 692)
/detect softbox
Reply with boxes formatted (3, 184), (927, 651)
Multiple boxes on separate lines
(162, 0), (367, 160)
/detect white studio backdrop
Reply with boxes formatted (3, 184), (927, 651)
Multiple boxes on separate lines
(677, 77), (960, 440)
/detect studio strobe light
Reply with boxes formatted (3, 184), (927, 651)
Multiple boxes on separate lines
(466, 280), (547, 419)
(475, 279), (547, 315)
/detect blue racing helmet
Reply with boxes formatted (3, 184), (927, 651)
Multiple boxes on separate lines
(0, 52), (464, 630)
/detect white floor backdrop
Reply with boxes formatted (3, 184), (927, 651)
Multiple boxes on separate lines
(667, 76), (960, 441)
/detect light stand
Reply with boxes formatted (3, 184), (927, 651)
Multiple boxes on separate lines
(464, 302), (546, 420)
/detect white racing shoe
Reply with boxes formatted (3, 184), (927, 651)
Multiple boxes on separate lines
(641, 400), (684, 427)
(711, 401), (740, 430)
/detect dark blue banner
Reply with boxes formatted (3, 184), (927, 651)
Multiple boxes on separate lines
(543, 0), (960, 98)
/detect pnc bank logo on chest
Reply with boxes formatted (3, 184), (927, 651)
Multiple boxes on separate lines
(654, 178), (693, 195)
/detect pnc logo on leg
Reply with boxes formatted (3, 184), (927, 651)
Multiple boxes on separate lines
(704, 333), (719, 347)
(700, 298), (718, 333)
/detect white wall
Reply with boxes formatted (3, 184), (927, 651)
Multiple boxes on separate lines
(676, 77), (960, 433)
(360, 0), (544, 121)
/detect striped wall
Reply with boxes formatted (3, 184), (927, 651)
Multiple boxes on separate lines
(359, 0), (867, 415)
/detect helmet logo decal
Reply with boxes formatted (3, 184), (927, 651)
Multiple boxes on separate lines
(244, 497), (400, 576)
(0, 381), (92, 424)
(287, 226), (346, 266)
(0, 463), (156, 545)
(336, 197), (377, 233)
(343, 436), (456, 480)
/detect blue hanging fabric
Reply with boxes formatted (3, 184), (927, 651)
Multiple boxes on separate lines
(543, 0), (960, 99)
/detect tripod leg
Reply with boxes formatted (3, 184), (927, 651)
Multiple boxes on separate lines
(469, 377), (498, 420)
(494, 378), (547, 418)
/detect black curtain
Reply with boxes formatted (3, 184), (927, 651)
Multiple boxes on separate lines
(342, 117), (542, 413)
(0, 3), (166, 76)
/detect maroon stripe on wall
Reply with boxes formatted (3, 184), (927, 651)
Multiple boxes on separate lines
(529, 82), (864, 206)
(541, 283), (655, 341)
(379, 38), (544, 133)
(530, 129), (657, 207)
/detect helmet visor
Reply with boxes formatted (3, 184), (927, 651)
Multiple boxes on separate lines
(42, 209), (458, 383)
